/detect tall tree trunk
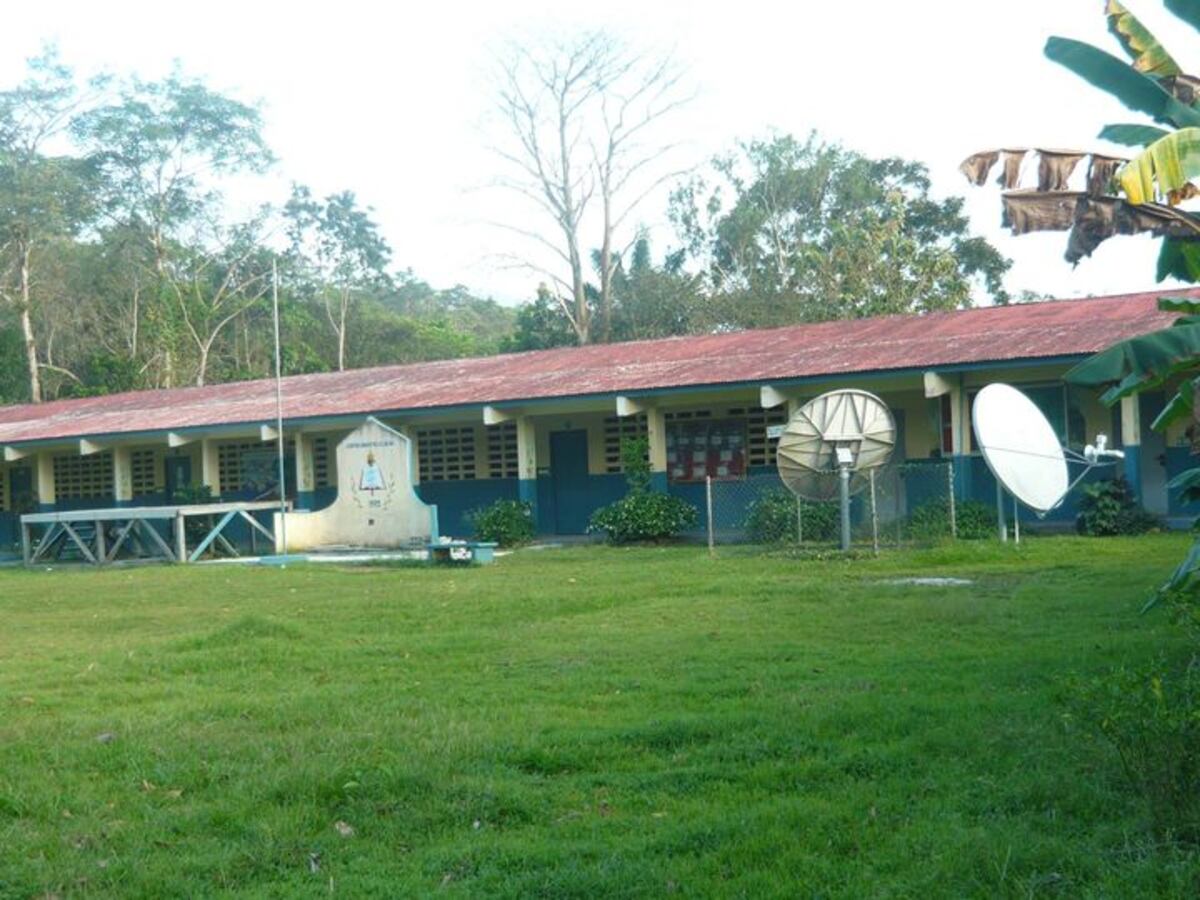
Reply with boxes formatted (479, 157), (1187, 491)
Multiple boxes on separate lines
(338, 288), (349, 370)
(599, 191), (614, 343)
(18, 244), (41, 403)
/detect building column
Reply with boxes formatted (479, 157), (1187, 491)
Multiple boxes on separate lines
(293, 432), (314, 509)
(516, 416), (538, 526)
(35, 452), (55, 511)
(400, 425), (420, 486)
(200, 439), (220, 499)
(949, 379), (971, 501)
(113, 446), (133, 507)
(1120, 394), (1142, 500)
(646, 406), (668, 493)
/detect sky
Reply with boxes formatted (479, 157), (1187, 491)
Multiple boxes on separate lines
(4, 0), (1198, 305)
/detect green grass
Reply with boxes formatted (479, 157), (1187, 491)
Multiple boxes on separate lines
(1, 536), (1198, 897)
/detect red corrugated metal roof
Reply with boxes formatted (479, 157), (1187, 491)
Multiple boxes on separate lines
(0, 290), (1188, 445)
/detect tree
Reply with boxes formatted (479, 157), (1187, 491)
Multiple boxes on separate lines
(606, 236), (707, 341)
(284, 185), (392, 371)
(491, 31), (690, 344)
(75, 70), (272, 387)
(963, 0), (1200, 601)
(0, 49), (99, 402)
(671, 134), (1011, 328)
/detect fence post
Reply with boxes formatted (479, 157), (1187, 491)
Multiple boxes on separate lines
(947, 461), (957, 540)
(706, 475), (715, 558)
(869, 468), (879, 557)
(796, 496), (803, 544)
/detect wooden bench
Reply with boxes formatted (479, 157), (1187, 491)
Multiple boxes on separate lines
(426, 540), (498, 565)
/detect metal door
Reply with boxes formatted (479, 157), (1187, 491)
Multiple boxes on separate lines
(550, 430), (591, 534)
(165, 456), (193, 502)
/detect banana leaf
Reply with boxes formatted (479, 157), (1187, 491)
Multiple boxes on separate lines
(1149, 377), (1196, 429)
(1168, 465), (1200, 502)
(1165, 0), (1200, 33)
(1000, 190), (1200, 262)
(1064, 319), (1200, 402)
(1157, 237), (1200, 280)
(1147, 534), (1200, 609)
(1045, 37), (1200, 129)
(1158, 295), (1200, 315)
(1099, 123), (1170, 146)
(1106, 0), (1182, 76)
(1118, 127), (1200, 203)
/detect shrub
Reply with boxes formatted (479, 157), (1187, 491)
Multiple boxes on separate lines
(908, 497), (993, 540)
(1076, 477), (1159, 536)
(1073, 647), (1200, 843)
(745, 489), (837, 543)
(588, 490), (698, 544)
(588, 436), (698, 544)
(468, 499), (535, 547)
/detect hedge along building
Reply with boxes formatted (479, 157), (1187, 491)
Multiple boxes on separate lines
(0, 289), (1191, 550)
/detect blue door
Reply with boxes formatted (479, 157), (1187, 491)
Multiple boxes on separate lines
(551, 430), (591, 534)
(1, 466), (33, 550)
(165, 456), (192, 502)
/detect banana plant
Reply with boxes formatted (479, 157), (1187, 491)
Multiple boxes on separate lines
(967, 0), (1200, 599)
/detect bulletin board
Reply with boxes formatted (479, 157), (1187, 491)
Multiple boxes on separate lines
(666, 419), (748, 482)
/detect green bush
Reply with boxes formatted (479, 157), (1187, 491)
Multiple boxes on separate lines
(1076, 477), (1159, 536)
(908, 497), (993, 540)
(588, 436), (697, 544)
(1073, 646), (1200, 843)
(468, 499), (535, 547)
(588, 490), (698, 544)
(744, 489), (837, 543)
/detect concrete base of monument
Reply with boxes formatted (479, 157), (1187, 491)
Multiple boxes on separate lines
(277, 417), (439, 553)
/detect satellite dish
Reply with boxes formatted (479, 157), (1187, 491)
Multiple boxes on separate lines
(776, 390), (896, 549)
(777, 389), (896, 500)
(971, 383), (1069, 514)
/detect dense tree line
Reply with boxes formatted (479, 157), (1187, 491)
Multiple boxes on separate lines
(0, 44), (1011, 405)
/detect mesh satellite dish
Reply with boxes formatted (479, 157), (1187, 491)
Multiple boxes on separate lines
(972, 383), (1124, 527)
(777, 390), (896, 549)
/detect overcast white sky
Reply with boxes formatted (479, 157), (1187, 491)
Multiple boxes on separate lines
(3, 0), (1196, 305)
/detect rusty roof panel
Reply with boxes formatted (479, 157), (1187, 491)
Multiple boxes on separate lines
(0, 290), (1186, 445)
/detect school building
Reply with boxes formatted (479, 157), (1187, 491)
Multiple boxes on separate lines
(0, 289), (1193, 551)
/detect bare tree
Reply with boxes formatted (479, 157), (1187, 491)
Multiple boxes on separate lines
(164, 215), (273, 386)
(491, 32), (690, 344)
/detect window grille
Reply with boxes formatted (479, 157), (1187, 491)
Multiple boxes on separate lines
(486, 423), (518, 478)
(417, 426), (477, 482)
(312, 437), (332, 488)
(602, 414), (648, 473)
(744, 406), (787, 467)
(130, 449), (160, 495)
(218, 440), (293, 495)
(53, 452), (114, 500)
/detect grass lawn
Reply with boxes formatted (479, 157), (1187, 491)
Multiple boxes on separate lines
(2, 535), (1199, 897)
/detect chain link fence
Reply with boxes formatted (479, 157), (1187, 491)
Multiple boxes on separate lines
(697, 461), (960, 554)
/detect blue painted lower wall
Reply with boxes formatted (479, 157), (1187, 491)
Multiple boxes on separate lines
(417, 479), (519, 537)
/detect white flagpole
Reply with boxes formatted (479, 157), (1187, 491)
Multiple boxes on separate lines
(272, 259), (288, 557)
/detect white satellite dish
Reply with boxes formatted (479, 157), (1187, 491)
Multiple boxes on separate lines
(777, 389), (896, 549)
(972, 384), (1069, 514)
(972, 383), (1124, 524)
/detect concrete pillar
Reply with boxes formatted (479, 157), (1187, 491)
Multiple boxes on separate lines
(113, 446), (133, 506)
(516, 416), (538, 526)
(34, 453), (55, 511)
(200, 439), (220, 498)
(949, 379), (970, 500)
(293, 432), (314, 509)
(400, 426), (420, 486)
(646, 407), (668, 492)
(1120, 394), (1142, 499)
